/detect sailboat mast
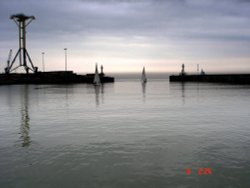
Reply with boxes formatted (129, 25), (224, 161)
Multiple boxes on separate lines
(141, 66), (147, 83)
(93, 63), (101, 85)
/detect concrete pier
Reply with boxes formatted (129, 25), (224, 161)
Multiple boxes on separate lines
(0, 71), (114, 85)
(169, 74), (250, 84)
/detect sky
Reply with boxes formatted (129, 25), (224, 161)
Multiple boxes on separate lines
(0, 0), (250, 73)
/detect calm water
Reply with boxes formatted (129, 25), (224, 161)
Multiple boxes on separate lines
(0, 77), (250, 188)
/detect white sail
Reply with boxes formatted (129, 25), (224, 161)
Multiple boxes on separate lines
(93, 63), (101, 85)
(141, 66), (147, 83)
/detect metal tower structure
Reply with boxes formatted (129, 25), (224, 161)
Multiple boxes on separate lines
(5, 14), (38, 74)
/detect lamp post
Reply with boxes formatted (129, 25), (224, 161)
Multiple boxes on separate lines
(42, 52), (45, 72)
(64, 48), (67, 71)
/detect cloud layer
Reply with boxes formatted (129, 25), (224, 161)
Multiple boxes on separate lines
(0, 0), (250, 73)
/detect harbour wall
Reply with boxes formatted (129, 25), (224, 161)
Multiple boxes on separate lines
(0, 71), (114, 85)
(169, 74), (250, 84)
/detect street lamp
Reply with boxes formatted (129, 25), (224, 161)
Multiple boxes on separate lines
(64, 48), (67, 71)
(42, 52), (45, 72)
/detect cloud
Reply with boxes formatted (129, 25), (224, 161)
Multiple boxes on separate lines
(1, 0), (250, 40)
(0, 0), (250, 72)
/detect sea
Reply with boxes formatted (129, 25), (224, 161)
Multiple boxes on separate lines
(0, 73), (250, 188)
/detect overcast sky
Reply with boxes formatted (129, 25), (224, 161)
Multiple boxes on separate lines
(1, 0), (250, 73)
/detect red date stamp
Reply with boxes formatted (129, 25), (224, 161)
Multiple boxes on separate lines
(186, 168), (212, 175)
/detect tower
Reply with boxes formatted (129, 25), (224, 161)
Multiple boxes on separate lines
(100, 65), (104, 75)
(181, 64), (186, 75)
(5, 14), (38, 74)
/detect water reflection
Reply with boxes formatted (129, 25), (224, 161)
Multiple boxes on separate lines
(170, 82), (186, 104)
(181, 82), (185, 104)
(94, 84), (104, 106)
(20, 85), (31, 147)
(64, 85), (70, 108)
(94, 85), (100, 106)
(101, 84), (104, 104)
(142, 83), (146, 102)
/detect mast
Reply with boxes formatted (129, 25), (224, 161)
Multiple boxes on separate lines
(141, 66), (147, 83)
(93, 63), (101, 85)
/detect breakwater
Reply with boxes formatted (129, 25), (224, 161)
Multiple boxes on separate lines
(169, 74), (250, 84)
(0, 71), (114, 85)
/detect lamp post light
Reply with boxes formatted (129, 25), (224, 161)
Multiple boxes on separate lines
(42, 52), (45, 72)
(64, 48), (67, 72)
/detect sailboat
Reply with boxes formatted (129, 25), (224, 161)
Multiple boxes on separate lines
(141, 66), (147, 83)
(93, 63), (101, 85)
